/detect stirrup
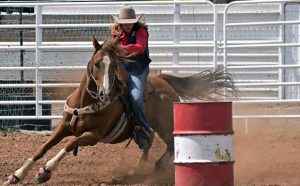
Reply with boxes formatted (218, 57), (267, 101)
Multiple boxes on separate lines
(143, 128), (155, 151)
(135, 126), (153, 140)
(133, 126), (155, 151)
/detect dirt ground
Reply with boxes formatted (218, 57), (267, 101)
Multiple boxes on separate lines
(1, 103), (300, 186)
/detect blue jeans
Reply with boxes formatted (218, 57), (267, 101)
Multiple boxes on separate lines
(127, 66), (151, 133)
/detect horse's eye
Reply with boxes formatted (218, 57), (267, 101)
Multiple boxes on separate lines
(94, 63), (100, 69)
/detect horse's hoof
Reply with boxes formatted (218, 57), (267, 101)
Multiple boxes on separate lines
(35, 167), (51, 183)
(3, 175), (20, 185)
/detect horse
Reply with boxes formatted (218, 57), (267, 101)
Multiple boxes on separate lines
(4, 38), (238, 185)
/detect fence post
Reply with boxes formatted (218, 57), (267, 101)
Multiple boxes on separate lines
(35, 4), (43, 117)
(173, 0), (180, 74)
(174, 102), (234, 186)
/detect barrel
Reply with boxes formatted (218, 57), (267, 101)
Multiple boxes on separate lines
(174, 102), (234, 186)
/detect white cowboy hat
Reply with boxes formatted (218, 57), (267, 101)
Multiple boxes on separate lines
(114, 6), (143, 24)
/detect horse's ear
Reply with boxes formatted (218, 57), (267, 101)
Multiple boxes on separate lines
(92, 36), (101, 51)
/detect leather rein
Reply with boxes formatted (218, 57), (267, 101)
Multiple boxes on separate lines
(63, 53), (125, 136)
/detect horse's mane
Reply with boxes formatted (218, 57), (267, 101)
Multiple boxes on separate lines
(101, 40), (129, 63)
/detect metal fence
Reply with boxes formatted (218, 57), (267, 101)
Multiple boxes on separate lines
(223, 0), (300, 100)
(0, 0), (299, 128)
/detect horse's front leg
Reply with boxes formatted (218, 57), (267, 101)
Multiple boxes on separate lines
(4, 119), (70, 185)
(35, 130), (99, 184)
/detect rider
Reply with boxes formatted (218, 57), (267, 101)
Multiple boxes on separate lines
(111, 5), (154, 150)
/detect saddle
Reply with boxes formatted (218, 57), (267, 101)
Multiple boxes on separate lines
(101, 78), (154, 148)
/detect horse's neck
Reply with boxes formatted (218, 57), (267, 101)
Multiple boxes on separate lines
(112, 68), (128, 98)
(79, 74), (95, 107)
(65, 74), (88, 109)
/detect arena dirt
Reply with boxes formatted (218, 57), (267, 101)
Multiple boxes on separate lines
(1, 103), (300, 186)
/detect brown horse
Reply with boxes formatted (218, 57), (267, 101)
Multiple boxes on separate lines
(4, 38), (237, 185)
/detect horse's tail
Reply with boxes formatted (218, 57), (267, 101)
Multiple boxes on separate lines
(158, 67), (239, 101)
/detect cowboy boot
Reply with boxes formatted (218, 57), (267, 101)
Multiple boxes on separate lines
(134, 126), (154, 150)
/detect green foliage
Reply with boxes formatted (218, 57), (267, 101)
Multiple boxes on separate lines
(0, 126), (19, 132)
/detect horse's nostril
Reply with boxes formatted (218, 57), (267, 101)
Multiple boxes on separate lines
(99, 89), (105, 97)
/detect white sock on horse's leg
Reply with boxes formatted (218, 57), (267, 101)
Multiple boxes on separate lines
(14, 158), (35, 180)
(45, 149), (67, 171)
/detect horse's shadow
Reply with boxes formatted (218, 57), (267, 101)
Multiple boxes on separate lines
(110, 170), (175, 185)
(111, 174), (148, 185)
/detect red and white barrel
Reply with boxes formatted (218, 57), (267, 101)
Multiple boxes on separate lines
(174, 102), (234, 186)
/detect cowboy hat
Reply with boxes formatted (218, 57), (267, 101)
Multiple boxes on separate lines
(114, 6), (143, 24)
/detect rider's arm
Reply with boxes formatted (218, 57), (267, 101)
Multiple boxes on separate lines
(121, 27), (148, 56)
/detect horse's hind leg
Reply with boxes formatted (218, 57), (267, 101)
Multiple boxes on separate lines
(4, 119), (69, 185)
(35, 130), (99, 183)
(152, 96), (175, 172)
(155, 143), (174, 171)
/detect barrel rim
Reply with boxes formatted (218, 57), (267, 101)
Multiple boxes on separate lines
(174, 101), (233, 104)
(174, 160), (235, 164)
(173, 131), (234, 135)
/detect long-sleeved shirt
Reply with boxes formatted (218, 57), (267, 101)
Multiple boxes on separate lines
(112, 26), (148, 56)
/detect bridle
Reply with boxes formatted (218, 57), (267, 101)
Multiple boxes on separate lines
(86, 52), (118, 102)
(64, 40), (127, 136)
(86, 70), (117, 102)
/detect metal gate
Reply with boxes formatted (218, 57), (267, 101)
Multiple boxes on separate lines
(0, 0), (299, 128)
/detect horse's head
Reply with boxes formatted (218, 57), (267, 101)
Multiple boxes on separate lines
(86, 37), (126, 101)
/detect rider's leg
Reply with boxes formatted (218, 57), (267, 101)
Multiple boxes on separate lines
(127, 66), (154, 149)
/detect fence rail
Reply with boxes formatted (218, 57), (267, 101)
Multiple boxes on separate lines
(0, 0), (299, 127)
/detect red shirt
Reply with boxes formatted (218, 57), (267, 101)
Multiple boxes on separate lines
(112, 27), (148, 56)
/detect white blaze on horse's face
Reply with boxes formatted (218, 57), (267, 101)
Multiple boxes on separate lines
(102, 55), (111, 94)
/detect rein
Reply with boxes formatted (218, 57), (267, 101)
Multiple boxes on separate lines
(86, 70), (117, 102)
(63, 94), (112, 133)
(64, 71), (121, 116)
(64, 70), (125, 134)
(64, 41), (128, 141)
